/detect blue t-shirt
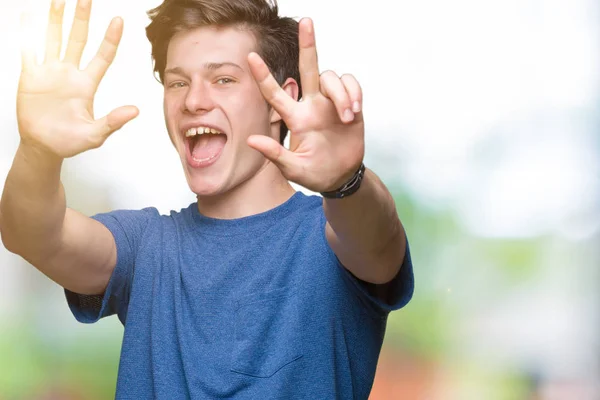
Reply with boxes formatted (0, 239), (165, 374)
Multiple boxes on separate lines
(65, 192), (414, 399)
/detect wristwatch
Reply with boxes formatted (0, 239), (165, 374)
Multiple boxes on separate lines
(320, 163), (366, 199)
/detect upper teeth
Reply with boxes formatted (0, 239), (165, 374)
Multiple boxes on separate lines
(185, 127), (222, 137)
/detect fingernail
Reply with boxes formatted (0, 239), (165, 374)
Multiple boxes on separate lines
(343, 109), (354, 122)
(352, 101), (361, 113)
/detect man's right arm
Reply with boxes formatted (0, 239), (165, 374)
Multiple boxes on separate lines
(0, 0), (138, 295)
(0, 143), (116, 295)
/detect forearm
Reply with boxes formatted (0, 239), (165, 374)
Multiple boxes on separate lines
(0, 142), (67, 261)
(323, 168), (406, 283)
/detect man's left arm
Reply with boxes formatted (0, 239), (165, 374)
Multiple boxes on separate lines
(323, 169), (406, 284)
(245, 17), (408, 288)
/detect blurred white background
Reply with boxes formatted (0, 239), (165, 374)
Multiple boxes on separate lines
(0, 0), (598, 398)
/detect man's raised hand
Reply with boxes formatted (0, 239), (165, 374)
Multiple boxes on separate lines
(247, 18), (365, 194)
(17, 0), (138, 159)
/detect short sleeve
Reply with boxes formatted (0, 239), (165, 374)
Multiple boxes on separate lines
(338, 237), (414, 318)
(64, 207), (158, 325)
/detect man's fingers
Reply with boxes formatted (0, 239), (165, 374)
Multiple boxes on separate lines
(248, 52), (296, 122)
(298, 18), (320, 97)
(85, 17), (123, 85)
(320, 71), (354, 123)
(20, 12), (38, 70)
(64, 0), (92, 66)
(247, 135), (299, 179)
(341, 74), (363, 114)
(44, 0), (66, 63)
(93, 105), (139, 141)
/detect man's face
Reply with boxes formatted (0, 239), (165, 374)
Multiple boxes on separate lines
(163, 26), (275, 197)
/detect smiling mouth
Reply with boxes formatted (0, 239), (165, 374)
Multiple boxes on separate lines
(185, 126), (228, 164)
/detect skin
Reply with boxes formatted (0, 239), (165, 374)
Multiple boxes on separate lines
(0, 0), (406, 298)
(162, 26), (299, 218)
(245, 19), (406, 284)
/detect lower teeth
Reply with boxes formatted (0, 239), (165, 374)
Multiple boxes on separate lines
(192, 154), (217, 163)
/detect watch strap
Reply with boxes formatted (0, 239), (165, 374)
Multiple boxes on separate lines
(320, 163), (366, 199)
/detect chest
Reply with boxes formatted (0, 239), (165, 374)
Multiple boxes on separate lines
(130, 219), (343, 317)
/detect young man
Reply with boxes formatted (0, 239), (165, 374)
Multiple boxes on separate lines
(1, 0), (414, 398)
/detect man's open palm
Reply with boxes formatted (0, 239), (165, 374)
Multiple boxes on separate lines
(17, 0), (138, 159)
(247, 18), (365, 193)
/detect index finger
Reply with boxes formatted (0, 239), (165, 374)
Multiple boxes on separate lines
(85, 17), (123, 85)
(298, 18), (320, 97)
(248, 52), (297, 122)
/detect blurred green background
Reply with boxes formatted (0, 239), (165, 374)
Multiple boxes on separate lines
(1, 0), (599, 398)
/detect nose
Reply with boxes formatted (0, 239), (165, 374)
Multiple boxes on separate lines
(184, 82), (215, 114)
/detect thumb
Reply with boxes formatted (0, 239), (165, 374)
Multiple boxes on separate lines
(95, 105), (139, 139)
(247, 135), (299, 177)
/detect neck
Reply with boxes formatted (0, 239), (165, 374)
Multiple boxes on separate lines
(196, 162), (295, 219)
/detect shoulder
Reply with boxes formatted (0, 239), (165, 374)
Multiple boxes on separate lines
(91, 203), (198, 236)
(288, 192), (324, 218)
(91, 206), (161, 228)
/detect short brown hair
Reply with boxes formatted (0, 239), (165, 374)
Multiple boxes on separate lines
(146, 0), (301, 144)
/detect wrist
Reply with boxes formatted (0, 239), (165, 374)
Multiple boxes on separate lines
(18, 140), (64, 167)
(320, 163), (366, 199)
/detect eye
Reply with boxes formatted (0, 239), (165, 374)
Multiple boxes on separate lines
(216, 77), (234, 85)
(168, 81), (187, 89)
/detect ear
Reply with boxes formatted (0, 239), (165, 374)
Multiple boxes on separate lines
(270, 77), (299, 124)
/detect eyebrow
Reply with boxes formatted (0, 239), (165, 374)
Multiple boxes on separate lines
(204, 62), (244, 71)
(164, 62), (244, 77)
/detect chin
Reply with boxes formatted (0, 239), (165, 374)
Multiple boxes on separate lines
(175, 147), (226, 198)
(185, 173), (226, 198)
